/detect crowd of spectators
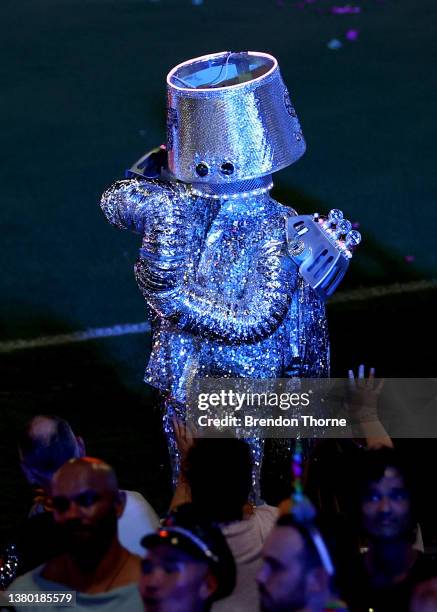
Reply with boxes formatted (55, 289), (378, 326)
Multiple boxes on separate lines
(1, 367), (436, 611)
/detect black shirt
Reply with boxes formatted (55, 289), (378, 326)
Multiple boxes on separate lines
(340, 551), (437, 612)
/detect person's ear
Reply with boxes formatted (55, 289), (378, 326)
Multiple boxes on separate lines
(199, 571), (218, 601)
(115, 490), (127, 518)
(76, 436), (86, 457)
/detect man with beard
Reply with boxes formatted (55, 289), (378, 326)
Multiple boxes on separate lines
(257, 514), (347, 612)
(17, 415), (159, 561)
(339, 447), (437, 612)
(7, 458), (143, 611)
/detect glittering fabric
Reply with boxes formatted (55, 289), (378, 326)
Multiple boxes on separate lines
(161, 398), (185, 484)
(0, 543), (19, 590)
(167, 51), (306, 183)
(162, 396), (264, 497)
(101, 178), (329, 496)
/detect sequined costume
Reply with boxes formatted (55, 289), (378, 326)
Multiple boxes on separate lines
(101, 52), (330, 496)
(101, 177), (329, 491)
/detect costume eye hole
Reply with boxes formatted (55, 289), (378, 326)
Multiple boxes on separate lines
(195, 162), (209, 177)
(220, 161), (234, 176)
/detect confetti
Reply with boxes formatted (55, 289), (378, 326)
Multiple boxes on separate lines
(352, 221), (360, 229)
(327, 38), (343, 49)
(331, 5), (361, 14)
(405, 255), (416, 263)
(346, 29), (360, 40)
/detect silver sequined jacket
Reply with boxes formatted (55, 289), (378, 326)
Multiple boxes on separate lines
(101, 178), (329, 403)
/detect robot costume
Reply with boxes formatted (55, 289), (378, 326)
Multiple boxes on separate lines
(101, 52), (358, 497)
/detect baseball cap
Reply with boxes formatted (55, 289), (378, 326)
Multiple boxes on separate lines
(141, 503), (236, 601)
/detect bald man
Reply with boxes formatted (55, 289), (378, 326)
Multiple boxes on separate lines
(17, 414), (159, 562)
(8, 458), (143, 611)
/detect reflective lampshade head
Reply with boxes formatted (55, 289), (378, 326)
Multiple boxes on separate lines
(166, 51), (306, 184)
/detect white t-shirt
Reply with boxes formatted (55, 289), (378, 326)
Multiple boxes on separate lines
(213, 505), (278, 612)
(118, 490), (159, 556)
(6, 565), (143, 612)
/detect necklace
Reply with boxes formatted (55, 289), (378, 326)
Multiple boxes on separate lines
(102, 549), (130, 592)
(63, 547), (130, 593)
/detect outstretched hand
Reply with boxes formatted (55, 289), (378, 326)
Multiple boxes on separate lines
(347, 364), (384, 423)
(346, 364), (392, 448)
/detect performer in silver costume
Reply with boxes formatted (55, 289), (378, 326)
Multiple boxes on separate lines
(101, 52), (345, 497)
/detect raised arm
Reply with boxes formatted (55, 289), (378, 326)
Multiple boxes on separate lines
(100, 178), (179, 234)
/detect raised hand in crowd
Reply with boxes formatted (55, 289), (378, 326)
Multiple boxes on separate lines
(346, 364), (393, 449)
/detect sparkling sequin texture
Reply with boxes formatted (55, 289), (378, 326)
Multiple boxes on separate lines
(101, 179), (329, 496)
(166, 51), (306, 184)
(0, 544), (19, 590)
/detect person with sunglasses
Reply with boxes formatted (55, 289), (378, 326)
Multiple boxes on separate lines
(7, 457), (143, 611)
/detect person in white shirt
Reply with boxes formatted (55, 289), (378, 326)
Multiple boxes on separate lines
(171, 428), (278, 611)
(8, 458), (143, 611)
(18, 414), (159, 556)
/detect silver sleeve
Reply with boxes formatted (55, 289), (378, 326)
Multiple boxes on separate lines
(100, 178), (178, 235)
(136, 220), (295, 344)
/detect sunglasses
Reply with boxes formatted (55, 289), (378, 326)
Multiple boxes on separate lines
(50, 490), (102, 513)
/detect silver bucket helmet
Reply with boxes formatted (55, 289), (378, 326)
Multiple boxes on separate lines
(166, 51), (306, 185)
